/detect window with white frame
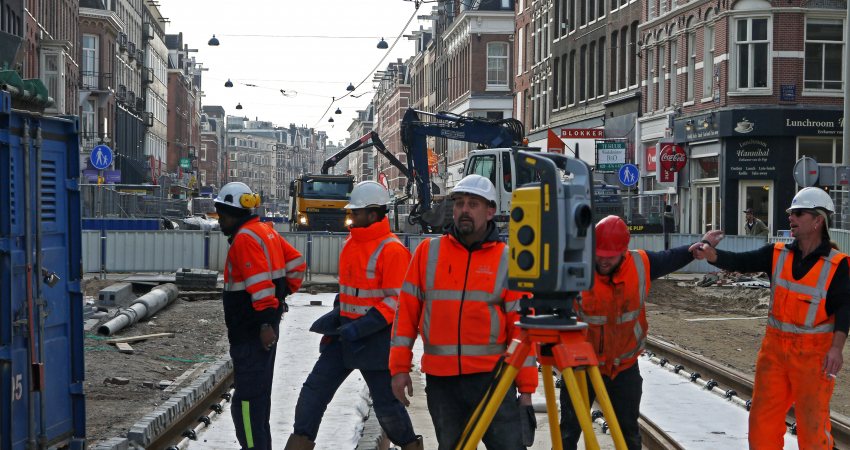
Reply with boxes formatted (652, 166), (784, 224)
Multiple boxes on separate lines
(703, 20), (715, 98)
(647, 47), (655, 111)
(687, 30), (696, 101)
(669, 38), (678, 106)
(804, 19), (843, 91)
(41, 51), (65, 113)
(734, 17), (770, 90)
(798, 137), (843, 164)
(81, 100), (96, 134)
(658, 42), (666, 108)
(517, 28), (524, 76)
(487, 43), (509, 88)
(82, 34), (98, 88)
(597, 37), (606, 97)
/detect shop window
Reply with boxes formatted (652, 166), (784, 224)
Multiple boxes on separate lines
(804, 19), (843, 91)
(798, 137), (843, 164)
(695, 155), (719, 178)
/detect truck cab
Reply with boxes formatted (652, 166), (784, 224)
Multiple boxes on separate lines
(464, 148), (540, 223)
(289, 174), (354, 231)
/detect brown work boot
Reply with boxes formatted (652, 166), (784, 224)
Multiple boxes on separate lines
(283, 433), (315, 450)
(399, 435), (424, 450)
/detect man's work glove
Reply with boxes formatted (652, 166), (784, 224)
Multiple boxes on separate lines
(519, 401), (537, 447)
(337, 308), (388, 342)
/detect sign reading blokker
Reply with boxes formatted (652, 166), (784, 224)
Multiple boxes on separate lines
(562, 128), (604, 139)
(595, 140), (627, 172)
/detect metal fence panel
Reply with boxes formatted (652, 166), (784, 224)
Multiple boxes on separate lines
(308, 233), (348, 275)
(82, 231), (101, 273)
(402, 234), (440, 255)
(105, 231), (205, 272)
(209, 232), (229, 271)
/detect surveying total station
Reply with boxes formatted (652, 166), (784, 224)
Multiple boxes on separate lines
(454, 150), (628, 450)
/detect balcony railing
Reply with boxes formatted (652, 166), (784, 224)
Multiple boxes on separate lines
(79, 72), (112, 91)
(80, 132), (106, 153)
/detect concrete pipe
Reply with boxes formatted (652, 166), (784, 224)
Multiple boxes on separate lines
(98, 283), (179, 336)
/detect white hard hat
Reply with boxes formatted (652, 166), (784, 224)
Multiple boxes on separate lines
(787, 187), (834, 214)
(344, 181), (391, 209)
(215, 182), (261, 210)
(451, 174), (497, 204)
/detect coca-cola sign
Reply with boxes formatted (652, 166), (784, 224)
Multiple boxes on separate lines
(659, 144), (686, 173)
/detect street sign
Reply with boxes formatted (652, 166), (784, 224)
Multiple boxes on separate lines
(793, 156), (819, 187)
(179, 158), (191, 170)
(90, 144), (113, 170)
(595, 141), (627, 172)
(618, 164), (639, 187)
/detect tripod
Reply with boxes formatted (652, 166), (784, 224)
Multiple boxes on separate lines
(453, 296), (628, 450)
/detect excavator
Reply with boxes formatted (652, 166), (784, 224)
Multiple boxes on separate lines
(318, 109), (527, 233)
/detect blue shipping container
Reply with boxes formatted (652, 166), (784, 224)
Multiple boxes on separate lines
(0, 92), (85, 449)
(82, 218), (160, 231)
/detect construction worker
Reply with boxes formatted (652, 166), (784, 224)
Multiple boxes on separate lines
(559, 215), (723, 450)
(390, 174), (538, 450)
(286, 181), (422, 450)
(692, 187), (849, 450)
(215, 182), (306, 450)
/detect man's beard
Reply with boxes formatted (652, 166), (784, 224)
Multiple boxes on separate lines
(456, 216), (475, 235)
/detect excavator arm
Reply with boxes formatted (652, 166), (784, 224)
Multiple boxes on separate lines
(401, 108), (525, 231)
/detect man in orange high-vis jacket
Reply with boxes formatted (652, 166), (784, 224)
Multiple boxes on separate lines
(390, 174), (538, 450)
(559, 215), (724, 450)
(215, 182), (306, 450)
(694, 187), (849, 450)
(286, 182), (421, 450)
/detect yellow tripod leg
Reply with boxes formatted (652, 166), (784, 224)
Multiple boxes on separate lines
(456, 365), (519, 450)
(575, 368), (589, 411)
(562, 368), (600, 450)
(541, 365), (563, 450)
(587, 366), (628, 450)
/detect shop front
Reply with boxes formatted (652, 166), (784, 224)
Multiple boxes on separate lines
(673, 107), (843, 236)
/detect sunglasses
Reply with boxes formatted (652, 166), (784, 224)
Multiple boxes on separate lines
(789, 209), (815, 217)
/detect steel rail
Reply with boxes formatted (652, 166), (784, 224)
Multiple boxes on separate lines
(146, 372), (234, 450)
(646, 335), (850, 449)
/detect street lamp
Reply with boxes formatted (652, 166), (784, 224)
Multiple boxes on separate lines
(208, 35), (220, 46)
(328, 117), (335, 123)
(346, 83), (355, 92)
(236, 103), (243, 110)
(335, 108), (342, 114)
(377, 38), (389, 49)
(224, 79), (233, 88)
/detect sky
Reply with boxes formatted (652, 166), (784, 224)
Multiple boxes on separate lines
(158, 0), (425, 143)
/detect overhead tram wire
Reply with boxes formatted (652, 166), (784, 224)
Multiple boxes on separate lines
(313, 3), (420, 127)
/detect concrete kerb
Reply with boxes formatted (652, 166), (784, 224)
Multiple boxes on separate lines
(92, 356), (233, 450)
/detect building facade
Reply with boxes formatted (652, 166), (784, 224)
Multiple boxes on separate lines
(142, 3), (168, 184)
(345, 105), (376, 182)
(374, 59), (412, 193)
(25, 0), (80, 116)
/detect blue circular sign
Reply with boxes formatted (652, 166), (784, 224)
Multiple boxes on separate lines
(90, 144), (113, 170)
(618, 164), (639, 187)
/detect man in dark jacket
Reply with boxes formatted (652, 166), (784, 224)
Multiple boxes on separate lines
(285, 182), (421, 450)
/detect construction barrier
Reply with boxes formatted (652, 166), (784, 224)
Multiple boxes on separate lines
(81, 229), (850, 275)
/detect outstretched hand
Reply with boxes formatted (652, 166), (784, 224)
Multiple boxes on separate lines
(702, 229), (725, 248)
(689, 241), (718, 262)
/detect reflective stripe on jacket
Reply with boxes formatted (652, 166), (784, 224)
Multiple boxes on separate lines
(223, 218), (306, 343)
(389, 233), (538, 393)
(577, 250), (650, 379)
(769, 242), (845, 335)
(339, 217), (410, 323)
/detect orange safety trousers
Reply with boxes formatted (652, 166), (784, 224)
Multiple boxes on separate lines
(749, 329), (835, 450)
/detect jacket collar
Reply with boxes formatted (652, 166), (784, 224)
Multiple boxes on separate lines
(349, 217), (392, 242)
(599, 250), (633, 284)
(445, 221), (500, 251)
(226, 215), (259, 243)
(786, 238), (833, 259)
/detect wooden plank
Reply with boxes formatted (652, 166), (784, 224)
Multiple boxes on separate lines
(115, 343), (134, 354)
(106, 332), (175, 344)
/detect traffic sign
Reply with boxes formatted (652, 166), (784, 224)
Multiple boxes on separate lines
(793, 156), (819, 187)
(618, 164), (639, 186)
(179, 158), (191, 170)
(90, 144), (113, 170)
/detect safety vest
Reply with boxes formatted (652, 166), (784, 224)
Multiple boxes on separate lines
(768, 243), (844, 335)
(339, 217), (410, 323)
(223, 218), (306, 343)
(576, 250), (650, 379)
(390, 233), (538, 393)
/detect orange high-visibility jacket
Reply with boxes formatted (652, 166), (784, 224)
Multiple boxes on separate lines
(769, 242), (845, 334)
(339, 217), (411, 323)
(223, 218), (306, 342)
(389, 233), (538, 394)
(577, 250), (650, 379)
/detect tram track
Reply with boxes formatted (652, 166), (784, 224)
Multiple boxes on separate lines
(645, 335), (850, 449)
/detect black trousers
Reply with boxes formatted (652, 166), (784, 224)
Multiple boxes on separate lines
(229, 323), (279, 450)
(425, 373), (524, 450)
(558, 363), (643, 450)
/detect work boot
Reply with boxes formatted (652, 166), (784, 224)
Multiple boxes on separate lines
(283, 433), (315, 450)
(399, 435), (424, 450)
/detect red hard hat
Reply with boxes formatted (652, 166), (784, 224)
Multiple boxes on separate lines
(596, 215), (630, 257)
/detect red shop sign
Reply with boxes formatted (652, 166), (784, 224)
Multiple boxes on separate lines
(659, 144), (687, 173)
